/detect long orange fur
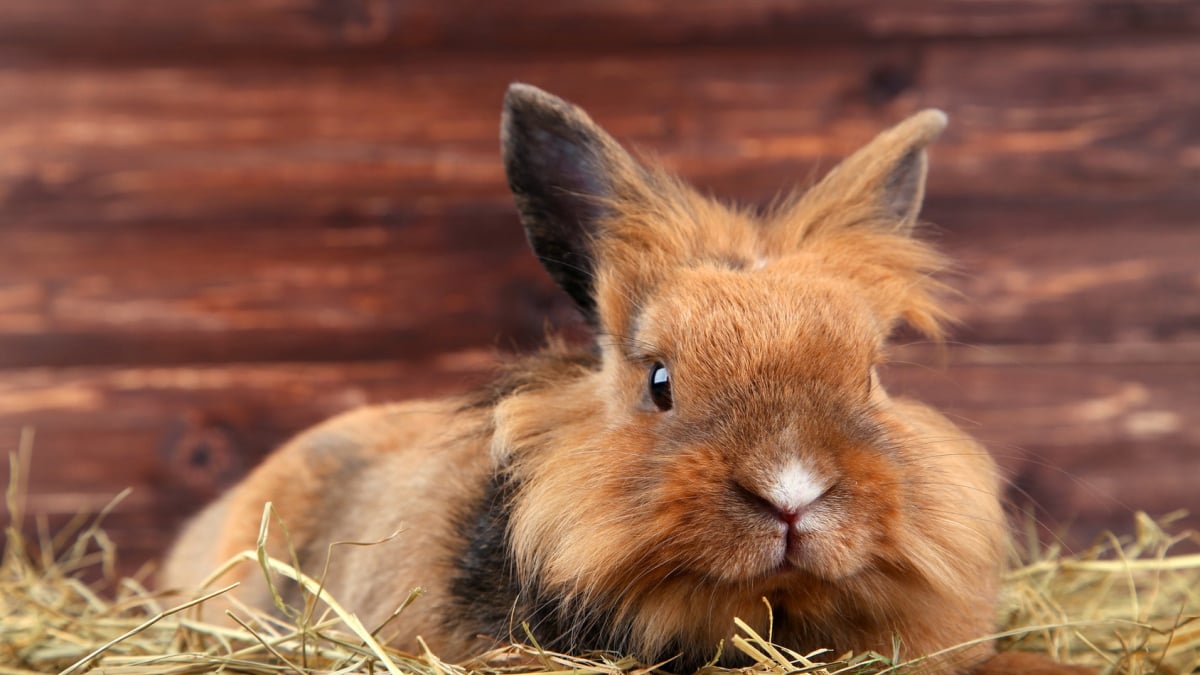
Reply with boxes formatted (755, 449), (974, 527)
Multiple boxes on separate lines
(164, 84), (1092, 675)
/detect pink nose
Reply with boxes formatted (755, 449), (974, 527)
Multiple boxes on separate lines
(735, 481), (813, 528)
(771, 504), (804, 527)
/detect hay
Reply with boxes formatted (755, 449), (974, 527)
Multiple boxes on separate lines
(3, 436), (1199, 675)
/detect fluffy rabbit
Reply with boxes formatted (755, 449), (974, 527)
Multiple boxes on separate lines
(164, 84), (1089, 674)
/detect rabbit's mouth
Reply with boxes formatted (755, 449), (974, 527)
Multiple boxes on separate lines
(750, 530), (853, 587)
(733, 471), (845, 577)
(762, 502), (878, 583)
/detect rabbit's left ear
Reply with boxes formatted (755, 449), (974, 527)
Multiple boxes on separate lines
(501, 83), (647, 324)
(801, 110), (948, 230)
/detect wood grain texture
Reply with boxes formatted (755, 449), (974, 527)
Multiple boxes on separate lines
(0, 214), (563, 366)
(3, 39), (1197, 229)
(0, 0), (1196, 60)
(928, 201), (1200, 347)
(0, 203), (1196, 367)
(1, 39), (1196, 368)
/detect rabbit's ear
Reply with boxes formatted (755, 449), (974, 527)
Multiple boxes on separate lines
(502, 83), (645, 323)
(803, 110), (948, 231)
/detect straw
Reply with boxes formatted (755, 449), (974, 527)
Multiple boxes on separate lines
(3, 446), (1197, 674)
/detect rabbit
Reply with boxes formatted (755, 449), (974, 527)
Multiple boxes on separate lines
(163, 83), (1093, 675)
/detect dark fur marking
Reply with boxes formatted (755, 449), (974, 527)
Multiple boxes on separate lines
(446, 472), (634, 660)
(445, 471), (522, 640)
(447, 471), (746, 672)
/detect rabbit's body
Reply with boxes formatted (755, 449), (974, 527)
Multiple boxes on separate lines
(165, 85), (1088, 674)
(167, 369), (999, 671)
(166, 399), (491, 654)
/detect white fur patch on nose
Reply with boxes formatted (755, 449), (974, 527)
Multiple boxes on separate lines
(768, 459), (826, 513)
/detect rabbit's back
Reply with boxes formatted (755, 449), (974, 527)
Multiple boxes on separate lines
(162, 398), (493, 653)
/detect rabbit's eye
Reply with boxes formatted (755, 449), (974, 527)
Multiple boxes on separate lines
(649, 362), (673, 411)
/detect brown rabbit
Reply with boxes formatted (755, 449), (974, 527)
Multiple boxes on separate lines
(164, 84), (1091, 674)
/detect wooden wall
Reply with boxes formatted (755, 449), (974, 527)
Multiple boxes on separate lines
(1, 1), (1198, 576)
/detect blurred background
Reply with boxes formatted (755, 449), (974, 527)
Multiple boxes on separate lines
(0, 1), (1197, 578)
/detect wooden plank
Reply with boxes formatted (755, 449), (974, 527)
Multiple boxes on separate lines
(922, 40), (1200, 202)
(926, 200), (1200, 348)
(884, 360), (1200, 547)
(0, 201), (1196, 367)
(0, 1), (1196, 61)
(0, 359), (492, 500)
(0, 213), (565, 367)
(2, 356), (1196, 576)
(2, 39), (1197, 230)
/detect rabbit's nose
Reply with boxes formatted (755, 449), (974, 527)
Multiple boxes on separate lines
(736, 484), (811, 529)
(766, 459), (827, 518)
(735, 459), (827, 527)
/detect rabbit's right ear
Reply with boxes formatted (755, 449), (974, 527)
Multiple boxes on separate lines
(502, 83), (645, 323)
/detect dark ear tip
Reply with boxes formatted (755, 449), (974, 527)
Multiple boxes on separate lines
(503, 82), (571, 120)
(505, 82), (542, 106)
(501, 83), (599, 166)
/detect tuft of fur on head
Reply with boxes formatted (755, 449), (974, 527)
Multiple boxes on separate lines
(492, 84), (1005, 667)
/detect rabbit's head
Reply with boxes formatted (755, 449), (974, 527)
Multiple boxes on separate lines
(490, 84), (1005, 661)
